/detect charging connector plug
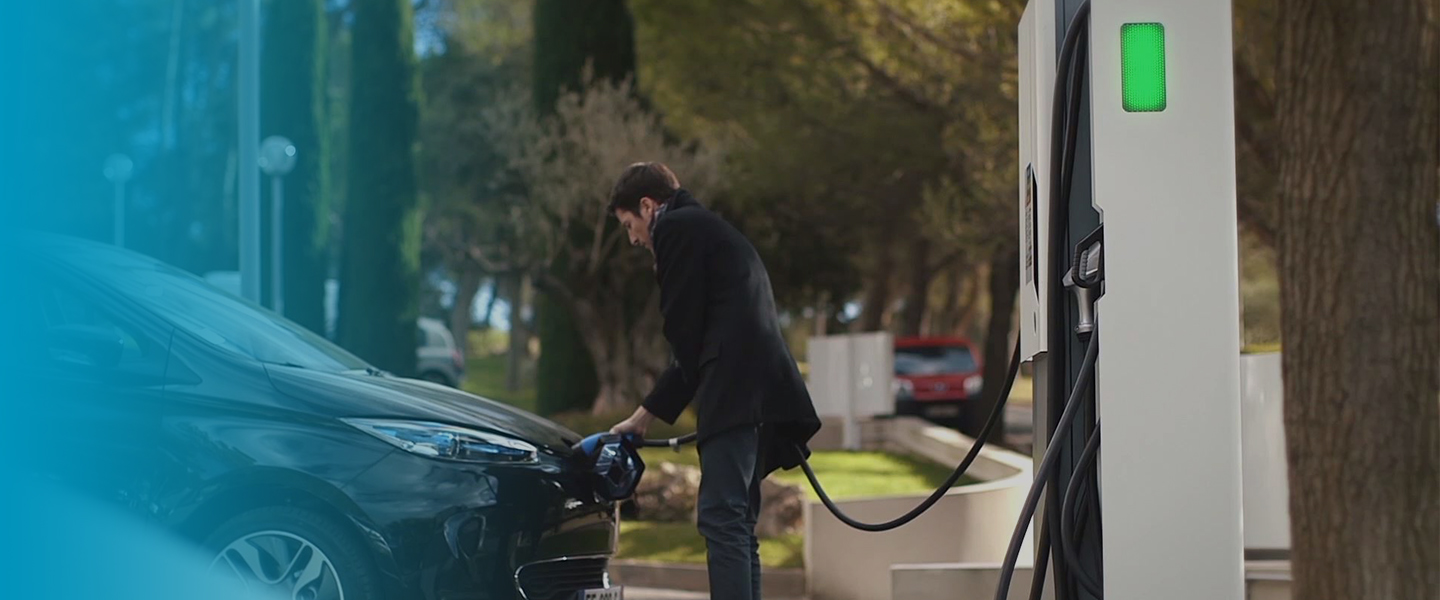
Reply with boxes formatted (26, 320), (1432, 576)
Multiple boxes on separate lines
(1064, 226), (1105, 336)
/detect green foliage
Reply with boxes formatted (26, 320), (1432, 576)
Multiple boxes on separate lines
(337, 0), (422, 375)
(475, 72), (724, 412)
(638, 447), (974, 501)
(529, 0), (638, 414)
(462, 352), (538, 414)
(532, 0), (638, 112)
(418, 0), (531, 281)
(629, 0), (1024, 318)
(1240, 230), (1282, 346)
(262, 0), (330, 335)
(536, 290), (600, 416)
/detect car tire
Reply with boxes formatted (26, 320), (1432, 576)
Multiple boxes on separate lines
(420, 371), (452, 387)
(203, 506), (384, 600)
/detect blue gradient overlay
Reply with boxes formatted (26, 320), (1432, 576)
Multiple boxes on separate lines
(1, 4), (325, 598)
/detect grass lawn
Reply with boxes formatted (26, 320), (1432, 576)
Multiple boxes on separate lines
(461, 353), (537, 414)
(1009, 374), (1034, 406)
(619, 521), (805, 569)
(620, 448), (972, 568)
(639, 447), (972, 502)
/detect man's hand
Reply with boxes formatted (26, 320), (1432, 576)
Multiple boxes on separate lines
(610, 406), (656, 438)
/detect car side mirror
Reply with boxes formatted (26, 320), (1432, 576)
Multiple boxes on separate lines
(47, 325), (125, 369)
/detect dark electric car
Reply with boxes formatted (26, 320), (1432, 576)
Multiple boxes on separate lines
(5, 234), (619, 600)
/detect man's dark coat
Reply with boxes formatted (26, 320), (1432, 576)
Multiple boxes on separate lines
(640, 190), (821, 476)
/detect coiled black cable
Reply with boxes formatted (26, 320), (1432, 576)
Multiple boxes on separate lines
(1044, 3), (1092, 597)
(1028, 517), (1054, 600)
(1061, 423), (1102, 597)
(795, 340), (1022, 531)
(994, 330), (1099, 600)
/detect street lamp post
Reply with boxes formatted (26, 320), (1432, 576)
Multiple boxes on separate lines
(259, 135), (297, 316)
(103, 153), (133, 248)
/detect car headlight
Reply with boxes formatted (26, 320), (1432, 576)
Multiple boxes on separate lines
(964, 375), (984, 396)
(892, 378), (915, 398)
(343, 419), (538, 464)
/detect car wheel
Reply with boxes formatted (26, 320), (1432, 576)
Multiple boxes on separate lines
(419, 371), (452, 387)
(204, 506), (383, 600)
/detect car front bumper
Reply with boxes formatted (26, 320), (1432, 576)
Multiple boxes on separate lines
(341, 449), (618, 600)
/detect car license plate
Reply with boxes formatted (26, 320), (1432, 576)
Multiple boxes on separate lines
(581, 587), (623, 600)
(927, 405), (960, 418)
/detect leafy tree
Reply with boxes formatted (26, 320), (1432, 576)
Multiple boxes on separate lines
(337, 0), (421, 375)
(530, 0), (640, 415)
(474, 74), (725, 414)
(418, 0), (533, 361)
(631, 0), (1023, 436)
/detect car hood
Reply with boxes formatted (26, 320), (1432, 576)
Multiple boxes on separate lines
(264, 364), (581, 453)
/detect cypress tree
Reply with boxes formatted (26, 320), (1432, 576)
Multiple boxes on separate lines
(337, 0), (420, 375)
(261, 0), (329, 335)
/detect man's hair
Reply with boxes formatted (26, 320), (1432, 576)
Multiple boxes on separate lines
(608, 162), (681, 215)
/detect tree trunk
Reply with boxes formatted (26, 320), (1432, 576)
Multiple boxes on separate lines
(563, 298), (651, 417)
(504, 273), (528, 392)
(1276, 2), (1439, 599)
(478, 277), (499, 330)
(858, 235), (896, 332)
(899, 237), (933, 337)
(588, 323), (637, 416)
(952, 266), (983, 338)
(969, 243), (1020, 442)
(449, 267), (482, 358)
(931, 263), (978, 336)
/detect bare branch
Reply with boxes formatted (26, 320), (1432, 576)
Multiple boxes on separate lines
(843, 46), (942, 113)
(927, 247), (967, 275)
(866, 0), (979, 62)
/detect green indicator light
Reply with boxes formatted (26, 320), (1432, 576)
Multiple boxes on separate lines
(1121, 23), (1166, 112)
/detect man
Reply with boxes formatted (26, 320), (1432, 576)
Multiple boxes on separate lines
(608, 162), (820, 600)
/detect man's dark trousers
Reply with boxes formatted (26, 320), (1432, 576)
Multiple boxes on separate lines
(696, 424), (763, 600)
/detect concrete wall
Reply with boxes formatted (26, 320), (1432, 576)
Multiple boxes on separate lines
(804, 418), (1034, 600)
(1244, 561), (1292, 600)
(1240, 353), (1290, 551)
(892, 563), (1033, 600)
(809, 416), (889, 452)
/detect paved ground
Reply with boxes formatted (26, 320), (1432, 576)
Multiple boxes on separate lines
(622, 589), (711, 600)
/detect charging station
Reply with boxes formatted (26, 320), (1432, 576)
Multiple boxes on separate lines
(1017, 1), (1247, 599)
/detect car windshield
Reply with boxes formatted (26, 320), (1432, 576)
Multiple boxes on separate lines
(47, 241), (370, 372)
(894, 345), (977, 376)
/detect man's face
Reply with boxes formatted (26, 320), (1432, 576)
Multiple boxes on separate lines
(616, 197), (658, 251)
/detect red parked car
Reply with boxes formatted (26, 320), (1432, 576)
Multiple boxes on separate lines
(892, 336), (985, 426)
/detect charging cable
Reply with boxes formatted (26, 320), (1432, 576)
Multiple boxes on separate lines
(796, 341), (1021, 531)
(994, 330), (1098, 600)
(637, 340), (1024, 532)
(1061, 421), (1102, 597)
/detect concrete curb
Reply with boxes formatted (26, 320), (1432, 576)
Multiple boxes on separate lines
(611, 560), (806, 598)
